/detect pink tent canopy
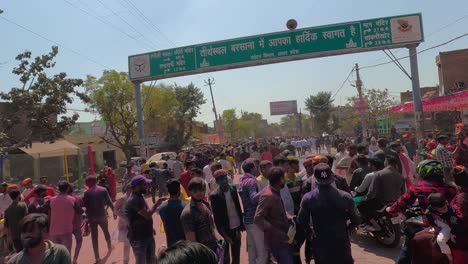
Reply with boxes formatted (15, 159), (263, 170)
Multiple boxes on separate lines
(389, 90), (468, 113)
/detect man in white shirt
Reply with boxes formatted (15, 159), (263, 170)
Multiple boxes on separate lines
(0, 183), (12, 217)
(203, 156), (215, 185)
(218, 153), (232, 172)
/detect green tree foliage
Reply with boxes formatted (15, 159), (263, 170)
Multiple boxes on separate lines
(221, 109), (265, 141)
(221, 109), (238, 140)
(85, 70), (136, 161)
(349, 88), (398, 130)
(305, 91), (334, 134)
(142, 83), (179, 137)
(168, 83), (206, 151)
(0, 46), (88, 151)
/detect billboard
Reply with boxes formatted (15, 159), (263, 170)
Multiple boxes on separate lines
(270, 100), (298, 115)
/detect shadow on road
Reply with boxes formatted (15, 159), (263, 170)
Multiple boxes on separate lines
(351, 231), (401, 260)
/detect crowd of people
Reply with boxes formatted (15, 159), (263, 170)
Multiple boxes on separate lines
(0, 131), (467, 263)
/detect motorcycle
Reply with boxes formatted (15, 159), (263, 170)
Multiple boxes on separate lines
(353, 197), (402, 248)
(366, 205), (403, 248)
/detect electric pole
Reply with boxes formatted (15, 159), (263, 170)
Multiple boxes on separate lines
(355, 63), (368, 141)
(205, 78), (218, 121)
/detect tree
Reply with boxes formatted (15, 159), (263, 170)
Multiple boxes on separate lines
(280, 114), (300, 135)
(239, 111), (264, 138)
(305, 91), (334, 134)
(142, 83), (179, 138)
(168, 83), (206, 150)
(221, 109), (238, 140)
(0, 46), (88, 151)
(85, 70), (136, 162)
(349, 88), (398, 131)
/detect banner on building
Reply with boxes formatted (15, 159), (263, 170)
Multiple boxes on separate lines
(389, 90), (468, 113)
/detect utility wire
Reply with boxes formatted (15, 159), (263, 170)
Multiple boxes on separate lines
(121, 0), (176, 47)
(62, 0), (153, 51)
(95, 0), (159, 49)
(116, 0), (168, 47)
(0, 16), (111, 69)
(383, 49), (412, 80)
(360, 32), (468, 70)
(306, 68), (355, 110)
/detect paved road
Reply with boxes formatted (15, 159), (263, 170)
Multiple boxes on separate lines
(75, 197), (399, 264)
(77, 150), (400, 263)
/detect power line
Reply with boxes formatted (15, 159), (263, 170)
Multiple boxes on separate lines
(116, 0), (168, 48)
(61, 0), (153, 51)
(121, 0), (177, 47)
(0, 15), (111, 69)
(95, 0), (159, 50)
(306, 68), (355, 109)
(360, 32), (468, 70)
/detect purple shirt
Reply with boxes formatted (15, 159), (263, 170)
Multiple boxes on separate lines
(238, 173), (259, 225)
(83, 185), (114, 221)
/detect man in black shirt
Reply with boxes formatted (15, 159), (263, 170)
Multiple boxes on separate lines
(125, 175), (166, 264)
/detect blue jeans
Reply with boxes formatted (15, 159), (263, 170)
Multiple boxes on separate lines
(130, 237), (156, 264)
(270, 243), (293, 264)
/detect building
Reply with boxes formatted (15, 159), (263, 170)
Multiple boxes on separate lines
(436, 48), (468, 95)
(400, 86), (439, 103)
(66, 121), (127, 169)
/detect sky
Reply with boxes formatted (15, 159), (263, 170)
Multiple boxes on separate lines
(1, 0), (468, 127)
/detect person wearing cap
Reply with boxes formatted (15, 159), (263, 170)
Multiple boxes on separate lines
(436, 135), (455, 183)
(298, 163), (361, 264)
(49, 181), (83, 253)
(157, 179), (187, 247)
(125, 175), (166, 264)
(210, 169), (244, 264)
(0, 182), (12, 217)
(83, 175), (115, 264)
(21, 178), (34, 199)
(238, 158), (268, 264)
(254, 166), (293, 264)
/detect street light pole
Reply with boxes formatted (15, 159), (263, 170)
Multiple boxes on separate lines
(134, 82), (146, 158)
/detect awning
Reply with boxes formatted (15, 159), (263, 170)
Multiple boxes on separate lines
(20, 140), (80, 158)
(389, 90), (468, 113)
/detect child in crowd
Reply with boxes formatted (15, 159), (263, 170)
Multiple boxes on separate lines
(425, 193), (462, 264)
